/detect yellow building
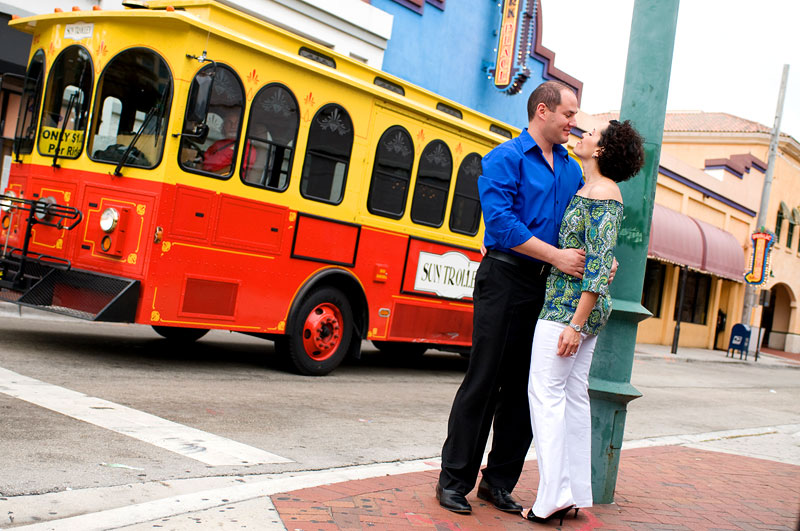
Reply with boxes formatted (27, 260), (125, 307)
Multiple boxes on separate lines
(590, 112), (800, 354)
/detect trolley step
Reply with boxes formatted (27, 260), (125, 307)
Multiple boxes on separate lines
(14, 268), (140, 322)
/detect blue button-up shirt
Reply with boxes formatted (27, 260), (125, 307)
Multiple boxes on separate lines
(479, 128), (583, 261)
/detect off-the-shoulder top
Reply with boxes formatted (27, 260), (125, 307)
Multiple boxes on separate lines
(539, 195), (623, 335)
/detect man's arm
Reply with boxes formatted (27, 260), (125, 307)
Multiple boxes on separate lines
(512, 236), (585, 279)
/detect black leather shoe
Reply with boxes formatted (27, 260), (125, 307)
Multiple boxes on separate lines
(477, 478), (523, 513)
(435, 483), (471, 514)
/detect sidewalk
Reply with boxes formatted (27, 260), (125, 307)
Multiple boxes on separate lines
(633, 342), (800, 367)
(269, 445), (798, 530)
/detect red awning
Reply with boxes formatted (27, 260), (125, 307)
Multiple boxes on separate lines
(648, 204), (745, 282)
(648, 204), (703, 270)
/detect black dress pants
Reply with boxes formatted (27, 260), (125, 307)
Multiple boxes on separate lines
(439, 254), (548, 493)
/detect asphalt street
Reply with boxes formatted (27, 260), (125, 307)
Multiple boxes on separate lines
(1, 302), (798, 529)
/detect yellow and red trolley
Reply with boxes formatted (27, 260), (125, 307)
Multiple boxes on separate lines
(1, 0), (517, 375)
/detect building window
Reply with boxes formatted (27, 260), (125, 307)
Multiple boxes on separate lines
(367, 125), (414, 218)
(410, 140), (452, 227)
(300, 104), (354, 204)
(242, 84), (299, 191)
(674, 268), (711, 325)
(775, 209), (784, 242)
(641, 259), (665, 318)
(449, 152), (482, 235)
(787, 220), (795, 250)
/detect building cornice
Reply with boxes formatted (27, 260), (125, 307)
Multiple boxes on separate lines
(663, 131), (800, 162)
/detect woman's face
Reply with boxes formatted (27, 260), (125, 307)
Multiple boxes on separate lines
(574, 124), (606, 161)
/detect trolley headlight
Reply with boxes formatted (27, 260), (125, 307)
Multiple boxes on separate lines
(33, 196), (56, 221)
(100, 207), (119, 233)
(1, 190), (17, 213)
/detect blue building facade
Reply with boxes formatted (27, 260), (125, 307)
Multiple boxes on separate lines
(370, 0), (582, 130)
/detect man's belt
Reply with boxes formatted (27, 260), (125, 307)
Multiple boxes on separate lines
(485, 249), (549, 276)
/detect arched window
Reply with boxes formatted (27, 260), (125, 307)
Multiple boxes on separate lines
(410, 140), (452, 227)
(88, 48), (172, 169)
(14, 49), (45, 157)
(38, 45), (93, 160)
(300, 104), (354, 204)
(367, 125), (414, 218)
(449, 152), (482, 235)
(179, 64), (247, 179)
(242, 83), (299, 191)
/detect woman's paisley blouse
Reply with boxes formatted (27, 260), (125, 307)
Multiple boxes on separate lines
(539, 195), (623, 335)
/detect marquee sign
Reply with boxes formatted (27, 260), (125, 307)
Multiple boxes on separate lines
(744, 231), (774, 285)
(490, 0), (536, 94)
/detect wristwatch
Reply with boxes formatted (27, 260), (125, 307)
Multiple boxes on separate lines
(568, 322), (581, 333)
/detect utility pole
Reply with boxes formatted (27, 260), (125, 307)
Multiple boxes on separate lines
(740, 65), (790, 336)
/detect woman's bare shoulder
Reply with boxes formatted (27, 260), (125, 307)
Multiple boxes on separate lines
(586, 178), (623, 203)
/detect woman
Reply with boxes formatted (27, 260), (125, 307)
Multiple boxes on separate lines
(524, 119), (645, 524)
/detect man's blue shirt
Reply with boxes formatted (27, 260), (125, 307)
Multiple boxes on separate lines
(479, 128), (583, 261)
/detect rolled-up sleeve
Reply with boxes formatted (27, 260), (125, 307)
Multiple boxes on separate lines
(581, 202), (621, 295)
(478, 147), (534, 249)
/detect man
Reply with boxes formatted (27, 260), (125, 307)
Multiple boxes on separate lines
(436, 81), (586, 514)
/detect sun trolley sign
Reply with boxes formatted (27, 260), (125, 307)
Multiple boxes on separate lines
(744, 231), (775, 285)
(414, 250), (480, 300)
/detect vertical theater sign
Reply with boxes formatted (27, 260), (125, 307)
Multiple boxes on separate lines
(744, 231), (775, 285)
(491, 0), (535, 94)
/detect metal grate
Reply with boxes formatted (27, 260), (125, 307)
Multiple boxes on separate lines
(17, 269), (139, 321)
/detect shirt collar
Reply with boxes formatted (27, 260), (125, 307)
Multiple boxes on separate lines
(520, 128), (570, 160)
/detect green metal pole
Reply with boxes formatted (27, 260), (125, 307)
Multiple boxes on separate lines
(589, 0), (680, 504)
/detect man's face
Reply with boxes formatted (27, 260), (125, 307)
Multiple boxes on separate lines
(541, 89), (578, 145)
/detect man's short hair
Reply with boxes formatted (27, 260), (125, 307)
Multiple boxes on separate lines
(527, 81), (574, 121)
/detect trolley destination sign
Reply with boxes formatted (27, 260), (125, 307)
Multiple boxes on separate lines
(414, 251), (479, 300)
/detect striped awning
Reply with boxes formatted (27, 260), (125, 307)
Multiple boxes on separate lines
(779, 201), (792, 219)
(648, 204), (745, 282)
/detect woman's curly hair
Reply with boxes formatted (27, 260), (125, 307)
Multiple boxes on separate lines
(596, 119), (645, 183)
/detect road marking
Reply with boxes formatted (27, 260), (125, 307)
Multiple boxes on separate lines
(11, 460), (438, 531)
(6, 424), (799, 530)
(0, 367), (292, 466)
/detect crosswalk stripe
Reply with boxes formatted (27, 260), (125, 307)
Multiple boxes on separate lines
(0, 367), (292, 466)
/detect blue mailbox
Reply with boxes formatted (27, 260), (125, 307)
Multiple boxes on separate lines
(727, 323), (750, 360)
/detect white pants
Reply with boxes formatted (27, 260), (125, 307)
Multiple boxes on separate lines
(527, 319), (597, 517)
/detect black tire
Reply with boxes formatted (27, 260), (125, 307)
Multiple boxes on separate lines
(372, 340), (427, 358)
(277, 287), (353, 376)
(152, 325), (209, 342)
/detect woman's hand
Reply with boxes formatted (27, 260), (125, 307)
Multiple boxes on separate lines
(557, 325), (581, 357)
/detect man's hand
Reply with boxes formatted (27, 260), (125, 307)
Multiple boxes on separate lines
(609, 258), (618, 284)
(553, 248), (585, 279)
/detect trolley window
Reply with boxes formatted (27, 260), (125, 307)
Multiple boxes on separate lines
(242, 83), (299, 191)
(300, 104), (353, 204)
(449, 152), (482, 235)
(410, 140), (452, 227)
(367, 125), (414, 219)
(13, 49), (45, 157)
(37, 45), (93, 160)
(88, 48), (172, 169)
(179, 64), (247, 178)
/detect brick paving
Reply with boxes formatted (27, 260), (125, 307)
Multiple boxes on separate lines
(272, 446), (799, 530)
(759, 347), (800, 364)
